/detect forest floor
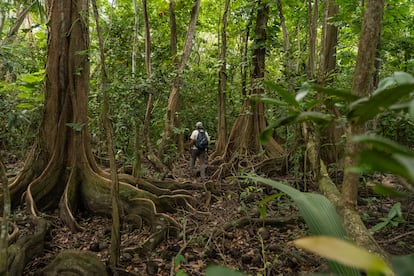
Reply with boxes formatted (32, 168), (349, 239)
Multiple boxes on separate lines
(4, 156), (414, 275)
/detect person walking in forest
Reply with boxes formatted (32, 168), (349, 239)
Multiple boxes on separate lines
(189, 122), (210, 179)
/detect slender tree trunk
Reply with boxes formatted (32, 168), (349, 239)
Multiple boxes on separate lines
(139, 0), (169, 174)
(342, 0), (385, 207)
(307, 0), (318, 80)
(240, 8), (254, 97)
(132, 0), (142, 178)
(276, 0), (292, 79)
(2, 2), (35, 43)
(373, 32), (382, 90)
(169, 0), (178, 66)
(158, 0), (201, 161)
(141, 0), (153, 148)
(91, 0), (121, 267)
(213, 0), (230, 158)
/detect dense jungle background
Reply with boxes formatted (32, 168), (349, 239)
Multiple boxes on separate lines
(1, 0), (414, 275)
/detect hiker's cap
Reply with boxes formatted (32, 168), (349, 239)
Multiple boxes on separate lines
(195, 122), (203, 129)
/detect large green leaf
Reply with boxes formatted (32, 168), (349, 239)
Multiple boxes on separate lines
(313, 86), (358, 102)
(296, 111), (334, 124)
(20, 72), (45, 83)
(353, 135), (414, 157)
(250, 95), (288, 107)
(354, 134), (414, 186)
(259, 114), (299, 143)
(372, 184), (410, 198)
(391, 255), (414, 276)
(260, 111), (332, 143)
(294, 236), (392, 275)
(205, 265), (245, 276)
(348, 73), (414, 125)
(357, 150), (414, 182)
(247, 176), (360, 275)
(264, 80), (300, 108)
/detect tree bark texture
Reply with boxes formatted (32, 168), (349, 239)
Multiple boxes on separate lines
(318, 0), (338, 84)
(132, 0), (142, 178)
(213, 0), (230, 158)
(307, 0), (318, 80)
(317, 0), (342, 166)
(343, 0), (385, 206)
(215, 0), (284, 178)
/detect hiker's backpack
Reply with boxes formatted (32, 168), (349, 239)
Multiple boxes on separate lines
(195, 130), (208, 150)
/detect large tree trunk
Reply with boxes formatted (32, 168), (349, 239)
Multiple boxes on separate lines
(317, 0), (342, 167)
(318, 0), (338, 85)
(4, 0), (198, 272)
(214, 0), (285, 178)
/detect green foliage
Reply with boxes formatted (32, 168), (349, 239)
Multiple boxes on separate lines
(370, 202), (405, 233)
(294, 236), (393, 276)
(258, 192), (283, 219)
(348, 72), (414, 125)
(352, 135), (414, 185)
(391, 255), (414, 276)
(205, 266), (245, 276)
(254, 72), (414, 274)
(66, 123), (85, 132)
(245, 175), (360, 275)
(0, 70), (44, 156)
(377, 112), (414, 148)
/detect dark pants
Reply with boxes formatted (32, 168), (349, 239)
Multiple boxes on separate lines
(189, 149), (207, 178)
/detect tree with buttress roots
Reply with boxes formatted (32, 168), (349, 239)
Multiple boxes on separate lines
(213, 0), (285, 178)
(3, 0), (197, 273)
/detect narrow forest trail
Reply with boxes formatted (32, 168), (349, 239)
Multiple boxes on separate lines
(3, 155), (414, 275)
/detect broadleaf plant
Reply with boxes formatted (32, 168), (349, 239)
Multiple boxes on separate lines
(245, 175), (360, 275)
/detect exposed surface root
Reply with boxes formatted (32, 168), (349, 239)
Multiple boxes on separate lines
(6, 152), (209, 273)
(7, 217), (49, 275)
(211, 153), (286, 179)
(40, 250), (108, 276)
(0, 219), (19, 243)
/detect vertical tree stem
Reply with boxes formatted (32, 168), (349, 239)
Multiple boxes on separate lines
(91, 0), (121, 268)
